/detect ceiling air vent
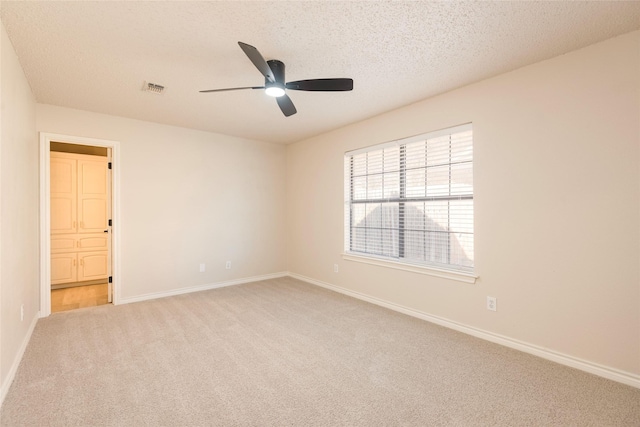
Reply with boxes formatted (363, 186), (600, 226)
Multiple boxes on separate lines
(142, 81), (165, 94)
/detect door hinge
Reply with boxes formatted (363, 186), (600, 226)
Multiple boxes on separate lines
(108, 276), (113, 283)
(108, 162), (112, 169)
(108, 219), (112, 226)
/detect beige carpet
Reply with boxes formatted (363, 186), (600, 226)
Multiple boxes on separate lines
(1, 276), (639, 426)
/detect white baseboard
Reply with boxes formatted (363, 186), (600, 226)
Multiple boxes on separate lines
(0, 311), (40, 407)
(118, 272), (288, 305)
(288, 272), (640, 390)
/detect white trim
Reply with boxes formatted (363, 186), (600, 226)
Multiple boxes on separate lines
(0, 311), (39, 407)
(118, 272), (288, 305)
(288, 272), (640, 390)
(39, 133), (121, 317)
(38, 138), (49, 316)
(342, 253), (477, 284)
(345, 122), (472, 156)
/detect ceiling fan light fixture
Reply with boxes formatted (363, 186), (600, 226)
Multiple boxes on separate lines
(265, 85), (285, 97)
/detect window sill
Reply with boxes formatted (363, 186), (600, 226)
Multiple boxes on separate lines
(342, 253), (477, 284)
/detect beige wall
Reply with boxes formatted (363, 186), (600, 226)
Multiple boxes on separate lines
(36, 104), (287, 300)
(0, 23), (39, 391)
(287, 31), (640, 375)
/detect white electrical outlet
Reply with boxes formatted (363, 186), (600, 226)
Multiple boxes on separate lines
(487, 296), (497, 312)
(334, 264), (339, 273)
(199, 263), (205, 272)
(20, 304), (24, 321)
(225, 261), (231, 269)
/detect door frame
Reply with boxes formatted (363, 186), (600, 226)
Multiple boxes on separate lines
(39, 132), (121, 317)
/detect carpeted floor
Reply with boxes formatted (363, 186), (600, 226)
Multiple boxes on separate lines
(1, 276), (639, 426)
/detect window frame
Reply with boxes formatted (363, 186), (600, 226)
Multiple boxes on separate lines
(343, 123), (476, 283)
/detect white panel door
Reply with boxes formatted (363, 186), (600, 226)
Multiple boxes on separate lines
(78, 159), (108, 233)
(78, 251), (108, 281)
(51, 253), (77, 285)
(50, 156), (77, 234)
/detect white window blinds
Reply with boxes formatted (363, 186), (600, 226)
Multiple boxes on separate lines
(344, 124), (474, 273)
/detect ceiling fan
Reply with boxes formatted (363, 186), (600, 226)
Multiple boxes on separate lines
(200, 42), (353, 117)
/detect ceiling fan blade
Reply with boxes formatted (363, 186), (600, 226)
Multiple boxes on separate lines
(200, 86), (264, 93)
(276, 94), (297, 117)
(285, 78), (353, 91)
(238, 42), (275, 83)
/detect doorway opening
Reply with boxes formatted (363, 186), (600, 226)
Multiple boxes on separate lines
(40, 133), (120, 317)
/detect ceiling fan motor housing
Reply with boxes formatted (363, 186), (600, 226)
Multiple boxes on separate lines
(266, 60), (286, 91)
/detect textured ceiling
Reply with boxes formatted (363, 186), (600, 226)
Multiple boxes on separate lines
(2, 1), (640, 144)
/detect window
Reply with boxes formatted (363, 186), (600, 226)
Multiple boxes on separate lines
(344, 124), (473, 273)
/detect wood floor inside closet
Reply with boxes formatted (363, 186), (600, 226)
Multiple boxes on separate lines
(51, 283), (109, 313)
